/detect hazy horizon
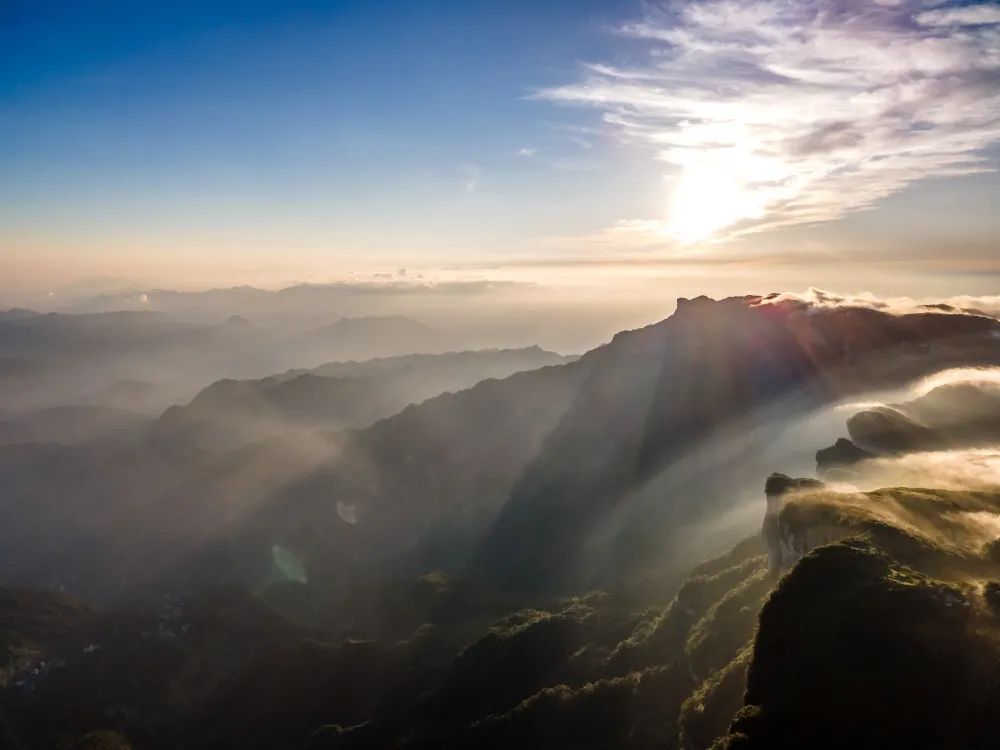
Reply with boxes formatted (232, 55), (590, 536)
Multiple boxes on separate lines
(3, 4), (1000, 750)
(3, 0), (999, 305)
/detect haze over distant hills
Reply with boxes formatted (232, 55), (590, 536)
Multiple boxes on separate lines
(0, 294), (996, 598)
(156, 346), (574, 450)
(5, 0), (1000, 744)
(0, 308), (456, 412)
(239, 294), (1000, 600)
(27, 278), (708, 356)
(0, 292), (999, 749)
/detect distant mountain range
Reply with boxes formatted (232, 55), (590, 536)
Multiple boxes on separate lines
(155, 346), (574, 450)
(52, 280), (530, 330)
(1, 293), (999, 749)
(1, 296), (997, 601)
(0, 404), (149, 447)
(0, 344), (576, 599)
(235, 295), (1000, 604)
(0, 309), (451, 410)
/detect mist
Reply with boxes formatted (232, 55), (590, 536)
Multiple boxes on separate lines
(1, 284), (999, 749)
(3, 1), (1000, 744)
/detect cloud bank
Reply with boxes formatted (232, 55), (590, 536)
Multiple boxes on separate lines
(845, 448), (1000, 492)
(757, 288), (1000, 317)
(540, 0), (1000, 243)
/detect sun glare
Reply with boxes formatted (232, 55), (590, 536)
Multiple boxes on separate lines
(666, 166), (764, 245)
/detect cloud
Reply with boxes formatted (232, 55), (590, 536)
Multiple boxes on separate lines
(537, 1), (1000, 243)
(847, 448), (1000, 492)
(821, 368), (1000, 492)
(518, 147), (538, 157)
(544, 218), (675, 250)
(461, 163), (480, 192)
(757, 288), (1000, 317)
(291, 278), (533, 296)
(914, 367), (1000, 396)
(917, 4), (1000, 27)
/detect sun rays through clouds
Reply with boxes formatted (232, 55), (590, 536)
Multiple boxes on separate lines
(539, 0), (1000, 247)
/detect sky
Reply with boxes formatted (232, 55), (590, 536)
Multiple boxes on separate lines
(1, 0), (999, 307)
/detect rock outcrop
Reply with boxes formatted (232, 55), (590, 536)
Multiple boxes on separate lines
(847, 406), (943, 453)
(763, 473), (824, 572)
(815, 437), (873, 475)
(472, 296), (1000, 593)
(846, 381), (1000, 455)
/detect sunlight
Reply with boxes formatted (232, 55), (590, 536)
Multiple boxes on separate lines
(913, 366), (1000, 395)
(4, 1), (1000, 747)
(665, 165), (763, 244)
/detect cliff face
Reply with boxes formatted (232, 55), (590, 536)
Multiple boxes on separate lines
(0, 295), (996, 606)
(762, 473), (824, 571)
(706, 355), (1000, 749)
(2, 295), (1000, 749)
(464, 297), (1000, 592)
(4, 438), (1000, 749)
(717, 481), (1000, 749)
(715, 533), (1000, 750)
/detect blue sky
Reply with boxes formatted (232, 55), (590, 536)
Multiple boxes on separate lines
(1, 1), (637, 241)
(2, 0), (999, 300)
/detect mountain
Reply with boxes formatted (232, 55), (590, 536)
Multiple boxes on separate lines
(471, 297), (1000, 590)
(49, 279), (648, 354)
(306, 314), (436, 348)
(0, 309), (449, 410)
(0, 405), (150, 447)
(62, 281), (519, 329)
(4, 473), (996, 749)
(710, 484), (1000, 750)
(232, 295), (1000, 604)
(816, 378), (1000, 477)
(0, 431), (342, 601)
(0, 295), (995, 607)
(155, 347), (574, 449)
(0, 294), (999, 749)
(0, 346), (571, 601)
(847, 379), (1000, 453)
(80, 380), (169, 415)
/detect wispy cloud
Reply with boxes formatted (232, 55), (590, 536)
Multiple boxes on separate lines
(537, 0), (1000, 244)
(544, 218), (676, 250)
(461, 162), (480, 192)
(757, 288), (1000, 317)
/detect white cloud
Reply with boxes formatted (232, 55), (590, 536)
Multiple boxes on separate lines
(756, 288), (1000, 317)
(913, 366), (1000, 396)
(917, 4), (1000, 27)
(461, 163), (480, 192)
(849, 449), (1000, 492)
(543, 218), (675, 251)
(518, 147), (538, 157)
(538, 0), (1000, 244)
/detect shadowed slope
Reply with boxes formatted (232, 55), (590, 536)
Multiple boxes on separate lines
(469, 296), (1000, 592)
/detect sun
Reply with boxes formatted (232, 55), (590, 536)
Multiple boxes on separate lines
(665, 165), (764, 245)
